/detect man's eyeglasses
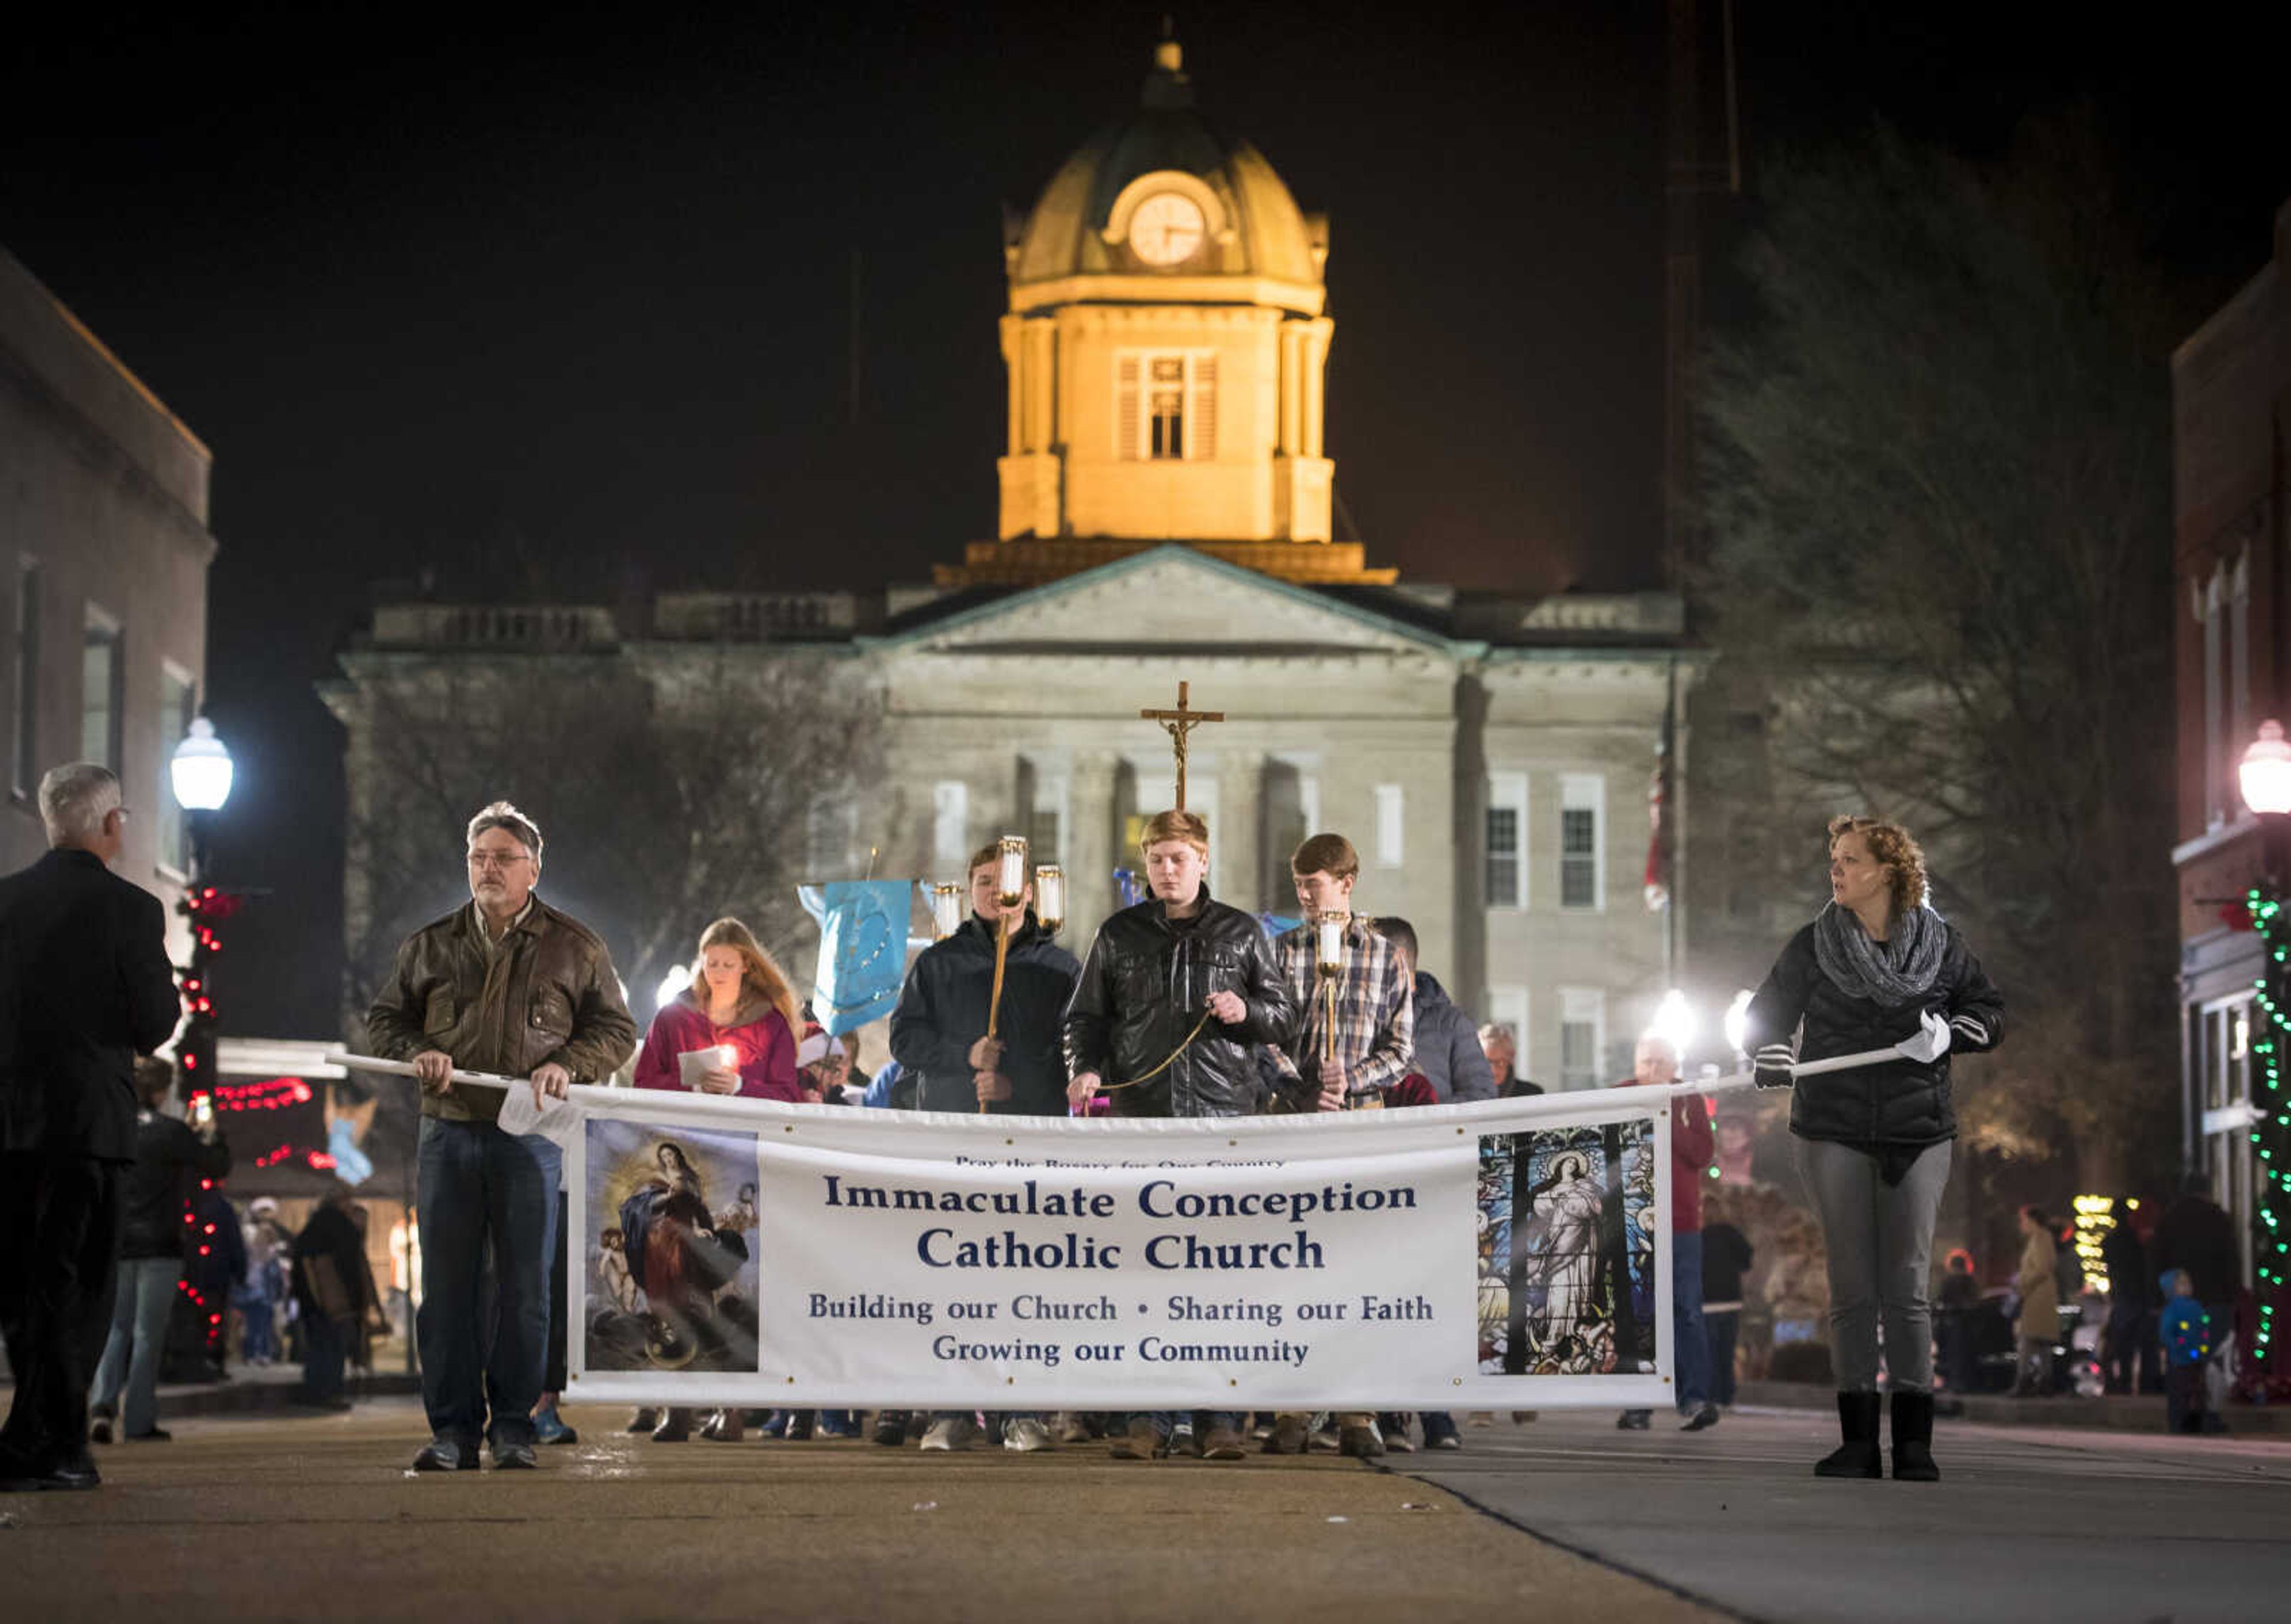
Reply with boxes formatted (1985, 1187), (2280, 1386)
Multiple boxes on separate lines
(467, 851), (533, 872)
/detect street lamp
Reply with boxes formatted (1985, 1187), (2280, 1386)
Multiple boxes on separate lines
(2241, 720), (2291, 821)
(1648, 989), (1696, 1061)
(169, 716), (233, 881)
(1723, 990), (1755, 1068)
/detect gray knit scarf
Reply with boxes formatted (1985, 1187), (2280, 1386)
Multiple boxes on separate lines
(1812, 900), (1947, 1006)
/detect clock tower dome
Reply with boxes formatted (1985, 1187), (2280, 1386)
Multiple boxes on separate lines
(938, 38), (1392, 588)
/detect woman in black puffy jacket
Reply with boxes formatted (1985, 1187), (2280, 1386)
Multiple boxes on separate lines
(1744, 815), (2002, 1484)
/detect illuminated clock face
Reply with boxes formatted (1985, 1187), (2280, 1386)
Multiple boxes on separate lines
(1129, 192), (1206, 266)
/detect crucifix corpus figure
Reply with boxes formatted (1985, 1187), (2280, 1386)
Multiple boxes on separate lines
(1140, 681), (1224, 811)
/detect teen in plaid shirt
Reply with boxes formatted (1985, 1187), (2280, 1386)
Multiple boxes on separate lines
(1264, 833), (1413, 1459)
(1268, 833), (1414, 1112)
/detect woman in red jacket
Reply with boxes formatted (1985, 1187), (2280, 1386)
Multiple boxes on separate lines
(629, 917), (798, 1443)
(635, 918), (801, 1101)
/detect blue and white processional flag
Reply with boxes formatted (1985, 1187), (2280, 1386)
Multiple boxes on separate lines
(797, 879), (913, 1036)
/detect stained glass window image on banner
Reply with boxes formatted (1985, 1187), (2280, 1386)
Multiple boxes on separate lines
(1475, 1120), (1657, 1377)
(585, 1119), (762, 1374)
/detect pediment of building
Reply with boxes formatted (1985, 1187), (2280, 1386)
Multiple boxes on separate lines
(881, 546), (1454, 660)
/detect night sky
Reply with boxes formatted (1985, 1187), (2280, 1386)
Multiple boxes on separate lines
(4, 3), (2284, 1035)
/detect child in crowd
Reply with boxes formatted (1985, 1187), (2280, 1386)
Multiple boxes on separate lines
(2158, 1268), (2210, 1434)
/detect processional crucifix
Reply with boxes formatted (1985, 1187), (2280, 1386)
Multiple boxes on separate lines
(1139, 680), (1224, 811)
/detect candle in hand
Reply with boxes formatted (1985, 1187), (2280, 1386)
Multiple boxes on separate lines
(1316, 915), (1344, 973)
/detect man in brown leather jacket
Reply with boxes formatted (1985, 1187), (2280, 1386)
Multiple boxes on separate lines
(367, 801), (634, 1472)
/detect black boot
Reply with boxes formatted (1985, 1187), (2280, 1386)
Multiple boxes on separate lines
(1813, 1391), (1883, 1478)
(1890, 1390), (1939, 1481)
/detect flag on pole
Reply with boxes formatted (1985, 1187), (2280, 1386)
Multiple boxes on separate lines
(1643, 709), (1672, 914)
(797, 879), (913, 1036)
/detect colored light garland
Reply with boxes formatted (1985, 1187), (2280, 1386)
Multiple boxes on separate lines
(175, 888), (240, 1365)
(2246, 887), (2289, 1378)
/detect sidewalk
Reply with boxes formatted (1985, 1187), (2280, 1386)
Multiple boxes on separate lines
(0, 1356), (421, 1420)
(1738, 1377), (2291, 1435)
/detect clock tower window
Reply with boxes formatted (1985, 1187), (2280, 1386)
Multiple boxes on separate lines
(1117, 351), (1218, 462)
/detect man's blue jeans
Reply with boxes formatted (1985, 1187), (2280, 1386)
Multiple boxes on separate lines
(92, 1255), (181, 1437)
(415, 1117), (560, 1448)
(1671, 1230), (1711, 1409)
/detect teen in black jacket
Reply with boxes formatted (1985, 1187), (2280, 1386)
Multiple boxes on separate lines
(891, 899), (1079, 1117)
(1063, 813), (1297, 1122)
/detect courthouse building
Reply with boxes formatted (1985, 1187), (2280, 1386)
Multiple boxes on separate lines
(328, 41), (1696, 1086)
(0, 245), (215, 959)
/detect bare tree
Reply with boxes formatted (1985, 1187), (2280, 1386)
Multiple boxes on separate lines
(335, 644), (886, 1030)
(1695, 120), (2182, 1188)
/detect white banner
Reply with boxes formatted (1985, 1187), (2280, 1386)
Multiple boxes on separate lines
(548, 1088), (1687, 1411)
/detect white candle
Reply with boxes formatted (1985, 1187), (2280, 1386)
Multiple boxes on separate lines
(718, 1045), (737, 1069)
(1035, 865), (1066, 930)
(930, 883), (964, 940)
(1317, 915), (1344, 972)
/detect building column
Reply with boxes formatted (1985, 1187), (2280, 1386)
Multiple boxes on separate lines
(1453, 670), (1489, 1014)
(1221, 749), (1262, 915)
(1066, 751), (1119, 938)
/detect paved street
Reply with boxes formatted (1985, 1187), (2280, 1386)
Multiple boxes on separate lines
(2, 1400), (2284, 1622)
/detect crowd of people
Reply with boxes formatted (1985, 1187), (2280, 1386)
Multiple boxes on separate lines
(9, 759), (2234, 1498)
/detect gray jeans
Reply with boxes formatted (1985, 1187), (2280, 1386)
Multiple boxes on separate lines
(1794, 1137), (1952, 1393)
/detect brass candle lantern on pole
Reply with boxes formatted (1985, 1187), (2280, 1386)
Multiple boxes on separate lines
(1314, 911), (1345, 1069)
(928, 882), (964, 943)
(985, 835), (1029, 1042)
(1034, 864), (1066, 934)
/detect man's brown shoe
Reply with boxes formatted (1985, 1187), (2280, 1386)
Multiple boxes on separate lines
(1338, 1422), (1386, 1459)
(1262, 1414), (1310, 1455)
(1110, 1418), (1165, 1459)
(1200, 1425), (1247, 1460)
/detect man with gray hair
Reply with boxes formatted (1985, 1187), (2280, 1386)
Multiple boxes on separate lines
(368, 800), (635, 1472)
(1, 764), (181, 1492)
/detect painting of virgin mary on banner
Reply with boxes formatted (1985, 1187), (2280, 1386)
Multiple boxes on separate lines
(1475, 1120), (1657, 1377)
(583, 1119), (761, 1373)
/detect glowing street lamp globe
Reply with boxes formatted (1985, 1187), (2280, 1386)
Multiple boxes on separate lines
(1648, 989), (1696, 1059)
(169, 717), (233, 812)
(654, 964), (688, 1012)
(2241, 721), (2291, 818)
(1723, 990), (1755, 1058)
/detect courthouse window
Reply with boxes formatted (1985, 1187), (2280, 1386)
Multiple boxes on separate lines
(1374, 784), (1404, 868)
(82, 605), (123, 772)
(932, 780), (969, 869)
(2202, 565), (2225, 828)
(1558, 987), (1605, 1092)
(158, 665), (196, 875)
(1484, 773), (1527, 909)
(1018, 758), (1067, 866)
(1484, 985), (1529, 1077)
(1118, 353), (1217, 462)
(1259, 758), (1320, 911)
(1559, 773), (1604, 911)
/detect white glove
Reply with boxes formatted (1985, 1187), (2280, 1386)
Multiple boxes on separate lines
(1896, 1009), (1952, 1065)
